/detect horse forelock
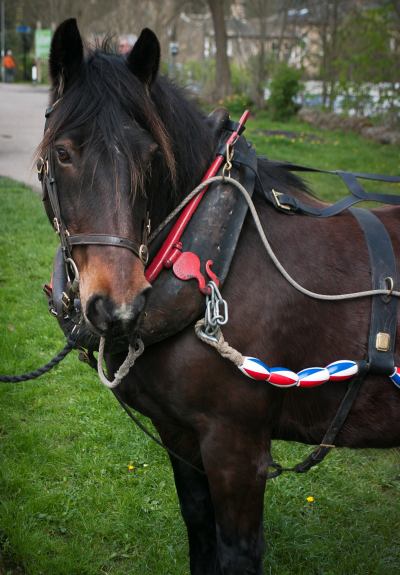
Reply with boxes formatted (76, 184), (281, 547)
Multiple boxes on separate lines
(37, 44), (180, 203)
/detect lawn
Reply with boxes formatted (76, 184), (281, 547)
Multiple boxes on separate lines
(1, 115), (400, 575)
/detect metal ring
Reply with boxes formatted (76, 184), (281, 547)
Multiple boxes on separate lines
(139, 244), (149, 265)
(385, 276), (394, 296)
(66, 257), (80, 292)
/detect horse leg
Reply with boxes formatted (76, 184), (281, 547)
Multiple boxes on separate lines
(199, 423), (269, 575)
(157, 426), (221, 575)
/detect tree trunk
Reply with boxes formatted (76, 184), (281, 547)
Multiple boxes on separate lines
(207, 0), (232, 100)
(254, 0), (269, 109)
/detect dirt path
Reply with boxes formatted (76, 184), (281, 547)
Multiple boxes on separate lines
(0, 83), (49, 191)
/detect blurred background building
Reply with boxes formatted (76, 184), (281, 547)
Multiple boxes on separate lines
(1, 0), (399, 120)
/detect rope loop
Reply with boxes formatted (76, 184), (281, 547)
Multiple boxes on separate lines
(97, 336), (144, 388)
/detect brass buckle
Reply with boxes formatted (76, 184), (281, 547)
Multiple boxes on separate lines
(222, 142), (234, 179)
(272, 189), (292, 211)
(376, 332), (390, 352)
(61, 291), (71, 311)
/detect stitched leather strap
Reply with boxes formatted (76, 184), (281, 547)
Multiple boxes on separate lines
(291, 362), (368, 474)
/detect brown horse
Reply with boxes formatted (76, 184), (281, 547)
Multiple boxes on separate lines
(39, 19), (400, 575)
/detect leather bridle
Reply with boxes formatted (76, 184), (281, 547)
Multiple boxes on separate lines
(38, 104), (151, 290)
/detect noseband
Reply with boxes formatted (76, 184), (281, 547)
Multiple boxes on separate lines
(38, 104), (150, 280)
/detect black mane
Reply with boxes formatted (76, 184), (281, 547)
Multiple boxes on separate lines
(39, 42), (307, 225)
(39, 44), (214, 224)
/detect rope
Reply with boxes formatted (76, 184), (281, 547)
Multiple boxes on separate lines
(172, 175), (400, 302)
(97, 336), (144, 388)
(195, 320), (244, 366)
(111, 389), (205, 474)
(0, 338), (75, 383)
(148, 178), (221, 243)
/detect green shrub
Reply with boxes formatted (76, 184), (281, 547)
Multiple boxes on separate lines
(216, 92), (253, 115)
(268, 64), (302, 121)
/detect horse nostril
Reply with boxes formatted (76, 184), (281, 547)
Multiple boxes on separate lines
(114, 287), (152, 325)
(86, 294), (114, 334)
(86, 287), (151, 335)
(135, 286), (151, 314)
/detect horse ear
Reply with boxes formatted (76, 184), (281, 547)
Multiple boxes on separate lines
(49, 18), (83, 95)
(127, 28), (160, 86)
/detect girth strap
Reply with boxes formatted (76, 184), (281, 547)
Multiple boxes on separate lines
(289, 363), (368, 474)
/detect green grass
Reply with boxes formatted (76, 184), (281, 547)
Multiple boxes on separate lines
(1, 118), (400, 575)
(246, 111), (400, 202)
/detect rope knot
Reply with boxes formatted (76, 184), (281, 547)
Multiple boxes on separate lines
(195, 319), (244, 367)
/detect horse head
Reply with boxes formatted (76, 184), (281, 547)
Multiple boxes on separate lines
(38, 19), (193, 342)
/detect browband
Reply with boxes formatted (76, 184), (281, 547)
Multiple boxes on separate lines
(68, 234), (147, 262)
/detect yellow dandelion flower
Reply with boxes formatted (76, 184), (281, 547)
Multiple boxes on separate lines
(128, 464), (135, 471)
(306, 496), (315, 503)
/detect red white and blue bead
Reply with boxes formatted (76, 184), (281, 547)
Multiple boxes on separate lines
(326, 360), (358, 381)
(238, 357), (270, 381)
(297, 367), (330, 388)
(390, 367), (400, 389)
(268, 367), (299, 387)
(237, 356), (366, 389)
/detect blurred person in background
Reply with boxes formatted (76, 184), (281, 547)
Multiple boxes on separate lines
(118, 35), (136, 55)
(3, 50), (16, 82)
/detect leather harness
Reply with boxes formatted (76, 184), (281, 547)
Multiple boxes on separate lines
(280, 207), (398, 476)
(254, 165), (400, 476)
(41, 106), (400, 476)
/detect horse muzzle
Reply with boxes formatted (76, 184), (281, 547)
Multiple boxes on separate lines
(85, 289), (150, 338)
(45, 247), (150, 350)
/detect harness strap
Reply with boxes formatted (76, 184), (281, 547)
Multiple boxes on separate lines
(258, 162), (400, 217)
(268, 207), (398, 477)
(289, 362), (368, 474)
(350, 208), (398, 374)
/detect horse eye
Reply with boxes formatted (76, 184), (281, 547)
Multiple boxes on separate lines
(56, 146), (71, 164)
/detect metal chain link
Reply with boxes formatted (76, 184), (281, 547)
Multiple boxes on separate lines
(202, 281), (229, 341)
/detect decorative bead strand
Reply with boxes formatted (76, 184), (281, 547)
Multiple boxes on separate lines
(239, 358), (359, 388)
(195, 321), (399, 390)
(389, 367), (400, 389)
